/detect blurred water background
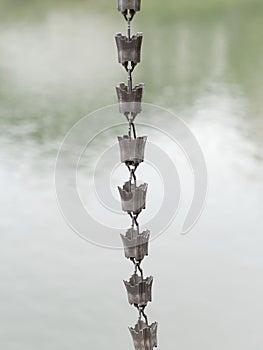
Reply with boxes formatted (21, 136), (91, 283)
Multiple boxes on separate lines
(0, 0), (263, 349)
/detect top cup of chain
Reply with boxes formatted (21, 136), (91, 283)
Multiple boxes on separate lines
(118, 0), (141, 21)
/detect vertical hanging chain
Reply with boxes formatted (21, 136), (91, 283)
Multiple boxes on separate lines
(115, 1), (158, 349)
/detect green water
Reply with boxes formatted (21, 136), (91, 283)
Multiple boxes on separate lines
(0, 1), (263, 349)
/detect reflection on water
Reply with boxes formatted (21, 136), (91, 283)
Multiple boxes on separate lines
(0, 4), (263, 350)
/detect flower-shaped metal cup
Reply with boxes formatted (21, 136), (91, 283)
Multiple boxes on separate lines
(116, 83), (144, 121)
(129, 320), (158, 350)
(118, 135), (147, 166)
(124, 273), (153, 306)
(118, 182), (148, 214)
(118, 0), (141, 13)
(115, 33), (143, 69)
(121, 228), (150, 261)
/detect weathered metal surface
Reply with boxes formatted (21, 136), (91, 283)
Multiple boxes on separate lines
(115, 3), (159, 348)
(116, 83), (144, 121)
(118, 0), (141, 21)
(115, 33), (143, 69)
(118, 182), (147, 214)
(129, 320), (158, 350)
(118, 135), (147, 165)
(124, 273), (153, 306)
(118, 0), (141, 13)
(121, 228), (150, 261)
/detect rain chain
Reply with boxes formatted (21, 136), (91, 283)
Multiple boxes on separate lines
(115, 1), (158, 349)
